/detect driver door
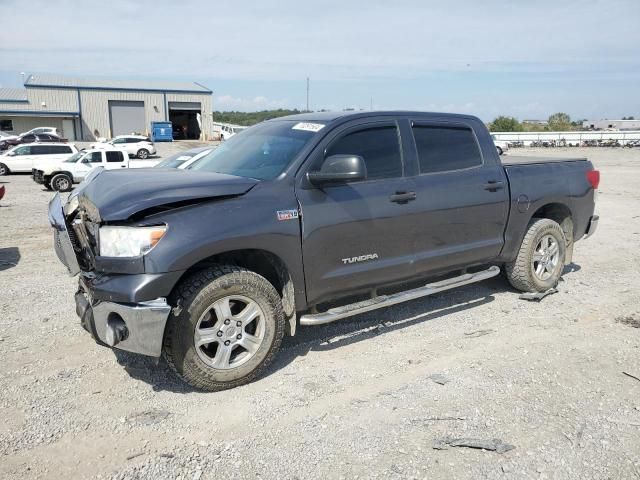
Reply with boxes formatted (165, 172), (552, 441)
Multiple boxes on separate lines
(9, 145), (34, 172)
(296, 119), (416, 306)
(74, 151), (103, 180)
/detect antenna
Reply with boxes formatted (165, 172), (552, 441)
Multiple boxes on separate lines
(306, 77), (310, 112)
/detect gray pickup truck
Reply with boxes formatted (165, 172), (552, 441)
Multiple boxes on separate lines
(48, 111), (599, 391)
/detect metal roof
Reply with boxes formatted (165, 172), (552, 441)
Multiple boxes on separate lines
(0, 88), (28, 101)
(24, 73), (212, 94)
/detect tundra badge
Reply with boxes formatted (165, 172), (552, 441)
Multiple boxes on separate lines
(342, 253), (379, 264)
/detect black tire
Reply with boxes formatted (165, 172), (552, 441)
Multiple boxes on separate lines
(505, 218), (566, 292)
(137, 149), (149, 159)
(497, 146), (503, 155)
(163, 265), (285, 391)
(0, 163), (9, 176)
(50, 173), (73, 192)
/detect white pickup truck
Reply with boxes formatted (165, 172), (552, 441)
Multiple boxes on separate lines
(32, 148), (159, 191)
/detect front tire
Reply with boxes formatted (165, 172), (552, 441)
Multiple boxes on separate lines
(50, 173), (73, 192)
(163, 265), (285, 391)
(137, 149), (149, 159)
(0, 163), (9, 176)
(497, 146), (503, 155)
(505, 218), (566, 292)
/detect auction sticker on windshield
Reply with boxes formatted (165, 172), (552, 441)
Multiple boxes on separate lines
(292, 122), (325, 132)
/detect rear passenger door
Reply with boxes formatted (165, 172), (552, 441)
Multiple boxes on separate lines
(296, 120), (416, 306)
(408, 121), (509, 273)
(103, 150), (128, 170)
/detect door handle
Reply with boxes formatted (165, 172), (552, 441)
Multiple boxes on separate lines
(483, 181), (505, 191)
(389, 191), (417, 204)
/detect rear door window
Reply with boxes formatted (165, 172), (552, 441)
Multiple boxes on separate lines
(412, 125), (482, 174)
(31, 145), (52, 155)
(106, 151), (124, 162)
(325, 125), (403, 180)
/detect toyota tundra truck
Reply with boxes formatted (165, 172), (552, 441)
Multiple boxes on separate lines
(48, 111), (599, 391)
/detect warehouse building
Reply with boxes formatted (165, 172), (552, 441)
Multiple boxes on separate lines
(0, 73), (213, 141)
(582, 119), (640, 131)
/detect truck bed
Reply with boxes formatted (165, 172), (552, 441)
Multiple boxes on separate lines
(502, 155), (588, 166)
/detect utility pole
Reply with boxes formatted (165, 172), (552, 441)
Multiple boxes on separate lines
(306, 77), (310, 112)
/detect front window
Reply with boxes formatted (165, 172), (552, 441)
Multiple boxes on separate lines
(14, 145), (30, 155)
(65, 152), (84, 163)
(82, 152), (103, 163)
(191, 121), (321, 180)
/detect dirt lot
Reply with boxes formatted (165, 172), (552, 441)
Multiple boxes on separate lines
(0, 147), (639, 479)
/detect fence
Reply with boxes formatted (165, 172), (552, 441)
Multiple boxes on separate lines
(492, 130), (640, 146)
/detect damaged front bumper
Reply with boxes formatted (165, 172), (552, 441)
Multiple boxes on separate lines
(48, 193), (172, 357)
(75, 283), (171, 357)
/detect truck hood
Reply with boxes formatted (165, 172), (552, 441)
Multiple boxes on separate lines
(73, 168), (258, 222)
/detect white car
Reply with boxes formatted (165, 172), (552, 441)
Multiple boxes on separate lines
(90, 135), (156, 159)
(32, 148), (159, 191)
(154, 146), (214, 169)
(21, 126), (60, 137)
(491, 135), (509, 155)
(0, 143), (78, 175)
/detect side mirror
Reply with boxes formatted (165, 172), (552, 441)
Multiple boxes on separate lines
(6, 151), (15, 156)
(307, 154), (367, 186)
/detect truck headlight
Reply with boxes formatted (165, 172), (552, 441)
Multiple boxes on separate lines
(99, 225), (167, 257)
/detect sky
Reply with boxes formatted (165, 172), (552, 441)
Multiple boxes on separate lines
(0, 0), (638, 121)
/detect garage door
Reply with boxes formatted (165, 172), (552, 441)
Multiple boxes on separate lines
(168, 102), (201, 111)
(109, 100), (145, 137)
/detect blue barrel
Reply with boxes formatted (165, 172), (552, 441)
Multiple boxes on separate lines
(151, 121), (173, 142)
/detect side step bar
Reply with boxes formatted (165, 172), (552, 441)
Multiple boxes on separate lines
(299, 266), (501, 326)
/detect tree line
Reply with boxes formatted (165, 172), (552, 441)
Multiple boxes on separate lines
(213, 109), (307, 126)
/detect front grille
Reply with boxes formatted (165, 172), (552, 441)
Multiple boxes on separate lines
(67, 225), (81, 252)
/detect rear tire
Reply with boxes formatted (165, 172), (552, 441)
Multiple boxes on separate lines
(50, 173), (73, 192)
(0, 163), (9, 176)
(137, 149), (149, 159)
(497, 146), (503, 155)
(163, 265), (285, 391)
(505, 218), (566, 292)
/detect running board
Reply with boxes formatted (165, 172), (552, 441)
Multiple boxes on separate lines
(299, 266), (501, 326)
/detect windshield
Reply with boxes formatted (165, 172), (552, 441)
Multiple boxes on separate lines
(64, 152), (84, 163)
(191, 121), (322, 180)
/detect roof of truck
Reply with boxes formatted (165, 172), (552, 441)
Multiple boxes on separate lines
(272, 110), (480, 123)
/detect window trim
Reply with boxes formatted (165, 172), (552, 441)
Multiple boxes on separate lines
(410, 120), (485, 176)
(314, 120), (405, 185)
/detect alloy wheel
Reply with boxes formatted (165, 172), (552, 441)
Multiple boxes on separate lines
(194, 295), (266, 370)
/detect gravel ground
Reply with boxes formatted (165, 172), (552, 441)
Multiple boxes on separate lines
(0, 147), (639, 479)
